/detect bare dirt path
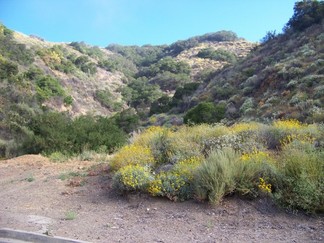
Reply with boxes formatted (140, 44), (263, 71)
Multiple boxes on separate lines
(0, 155), (323, 242)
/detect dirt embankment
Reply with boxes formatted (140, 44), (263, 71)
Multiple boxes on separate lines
(0, 155), (323, 242)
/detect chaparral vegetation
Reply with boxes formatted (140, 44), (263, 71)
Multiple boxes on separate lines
(111, 120), (324, 213)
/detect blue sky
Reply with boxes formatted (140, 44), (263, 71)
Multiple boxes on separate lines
(0, 0), (297, 47)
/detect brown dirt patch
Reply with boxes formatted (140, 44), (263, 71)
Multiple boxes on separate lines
(0, 155), (323, 242)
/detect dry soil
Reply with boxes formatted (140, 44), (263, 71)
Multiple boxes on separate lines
(0, 155), (323, 242)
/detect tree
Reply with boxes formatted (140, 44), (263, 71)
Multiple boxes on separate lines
(284, 0), (324, 32)
(150, 95), (172, 115)
(183, 102), (225, 124)
(196, 48), (237, 63)
(113, 108), (140, 133)
(260, 30), (277, 43)
(27, 112), (72, 154)
(121, 77), (162, 107)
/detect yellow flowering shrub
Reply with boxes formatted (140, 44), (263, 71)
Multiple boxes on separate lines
(273, 119), (304, 130)
(109, 121), (323, 213)
(148, 156), (203, 201)
(148, 171), (190, 201)
(49, 51), (62, 64)
(112, 164), (153, 192)
(148, 177), (163, 196)
(41, 50), (62, 66)
(258, 177), (272, 193)
(273, 120), (316, 148)
(132, 126), (166, 147)
(230, 122), (262, 133)
(280, 133), (315, 148)
(177, 124), (229, 143)
(110, 144), (155, 171)
(173, 156), (204, 180)
(240, 150), (271, 163)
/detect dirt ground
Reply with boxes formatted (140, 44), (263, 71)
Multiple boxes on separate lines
(0, 155), (323, 243)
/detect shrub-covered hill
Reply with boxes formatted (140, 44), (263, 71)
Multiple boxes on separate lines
(1, 0), (323, 158)
(0, 25), (254, 120)
(185, 2), (324, 124)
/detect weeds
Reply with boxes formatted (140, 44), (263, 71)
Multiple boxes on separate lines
(58, 171), (87, 181)
(25, 175), (35, 182)
(49, 151), (69, 163)
(64, 211), (77, 220)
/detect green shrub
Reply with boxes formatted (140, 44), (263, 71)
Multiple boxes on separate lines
(197, 30), (238, 42)
(149, 129), (175, 165)
(64, 211), (77, 220)
(239, 98), (254, 114)
(35, 75), (65, 101)
(48, 151), (69, 163)
(194, 148), (239, 204)
(70, 115), (126, 153)
(274, 141), (324, 213)
(69, 42), (105, 60)
(0, 139), (22, 159)
(63, 95), (73, 106)
(0, 59), (18, 80)
(121, 77), (162, 108)
(94, 89), (123, 111)
(0, 26), (34, 65)
(27, 112), (72, 154)
(73, 55), (97, 75)
(77, 150), (96, 161)
(237, 151), (277, 197)
(26, 113), (126, 155)
(98, 55), (137, 77)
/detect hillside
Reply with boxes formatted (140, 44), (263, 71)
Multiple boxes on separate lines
(0, 26), (254, 117)
(0, 25), (255, 157)
(191, 22), (324, 123)
(7, 31), (127, 117)
(0, 0), (323, 158)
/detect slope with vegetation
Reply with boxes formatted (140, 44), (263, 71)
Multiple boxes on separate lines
(0, 25), (133, 158)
